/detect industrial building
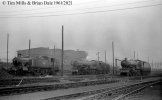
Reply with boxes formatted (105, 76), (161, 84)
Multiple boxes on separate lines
(17, 47), (88, 71)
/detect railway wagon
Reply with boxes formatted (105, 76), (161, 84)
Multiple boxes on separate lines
(72, 60), (110, 75)
(120, 58), (151, 76)
(8, 56), (59, 76)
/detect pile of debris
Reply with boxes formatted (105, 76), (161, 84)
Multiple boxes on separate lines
(0, 68), (13, 79)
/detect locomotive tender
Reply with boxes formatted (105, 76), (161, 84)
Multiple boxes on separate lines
(120, 58), (151, 76)
(72, 60), (110, 75)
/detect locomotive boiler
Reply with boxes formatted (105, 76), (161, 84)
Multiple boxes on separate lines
(72, 60), (110, 75)
(120, 58), (151, 76)
(8, 56), (59, 76)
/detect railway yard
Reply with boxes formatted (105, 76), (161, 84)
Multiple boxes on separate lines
(1, 0), (162, 99)
(1, 45), (161, 100)
(0, 47), (162, 100)
(0, 72), (161, 100)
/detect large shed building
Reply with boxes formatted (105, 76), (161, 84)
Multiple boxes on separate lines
(17, 47), (88, 71)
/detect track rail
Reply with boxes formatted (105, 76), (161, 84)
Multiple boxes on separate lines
(0, 78), (60, 87)
(0, 73), (159, 87)
(42, 79), (161, 100)
(0, 74), (115, 87)
(78, 80), (161, 100)
(0, 79), (119, 96)
(112, 81), (161, 100)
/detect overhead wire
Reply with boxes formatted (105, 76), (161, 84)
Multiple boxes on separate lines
(0, 3), (161, 18)
(0, 0), (158, 16)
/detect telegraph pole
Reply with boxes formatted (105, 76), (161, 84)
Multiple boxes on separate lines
(137, 53), (138, 60)
(152, 59), (153, 71)
(54, 45), (55, 57)
(7, 33), (9, 68)
(134, 51), (135, 59)
(97, 52), (100, 61)
(53, 45), (55, 70)
(29, 39), (31, 58)
(160, 61), (162, 71)
(115, 58), (117, 67)
(61, 25), (64, 76)
(112, 41), (114, 75)
(105, 50), (106, 63)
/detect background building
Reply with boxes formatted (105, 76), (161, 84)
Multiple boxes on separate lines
(17, 47), (88, 71)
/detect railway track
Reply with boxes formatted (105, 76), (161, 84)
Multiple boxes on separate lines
(0, 74), (161, 97)
(0, 79), (119, 96)
(80, 80), (161, 100)
(0, 74), (121, 87)
(42, 79), (161, 100)
(0, 74), (145, 87)
(0, 77), (60, 87)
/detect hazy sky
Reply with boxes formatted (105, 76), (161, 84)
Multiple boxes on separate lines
(0, 0), (162, 63)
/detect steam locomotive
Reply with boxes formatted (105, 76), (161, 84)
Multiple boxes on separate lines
(8, 56), (59, 76)
(120, 58), (151, 76)
(72, 60), (110, 75)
